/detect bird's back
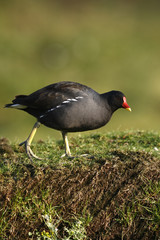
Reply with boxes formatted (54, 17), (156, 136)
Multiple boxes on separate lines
(7, 81), (112, 132)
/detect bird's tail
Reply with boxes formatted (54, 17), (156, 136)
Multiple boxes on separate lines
(5, 103), (13, 108)
(5, 95), (28, 109)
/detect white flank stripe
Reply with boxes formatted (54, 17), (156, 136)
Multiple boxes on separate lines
(39, 96), (83, 119)
(75, 96), (83, 99)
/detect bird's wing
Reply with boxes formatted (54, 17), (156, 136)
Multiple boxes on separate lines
(12, 82), (90, 110)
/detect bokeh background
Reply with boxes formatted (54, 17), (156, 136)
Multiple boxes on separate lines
(0, 0), (160, 141)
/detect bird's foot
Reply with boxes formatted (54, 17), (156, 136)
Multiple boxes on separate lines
(80, 153), (89, 157)
(19, 140), (43, 161)
(79, 153), (95, 159)
(61, 153), (94, 159)
(61, 153), (74, 159)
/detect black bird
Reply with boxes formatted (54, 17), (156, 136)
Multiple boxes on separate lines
(5, 81), (131, 160)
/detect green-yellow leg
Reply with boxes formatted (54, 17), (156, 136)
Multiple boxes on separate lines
(61, 131), (72, 157)
(19, 121), (42, 161)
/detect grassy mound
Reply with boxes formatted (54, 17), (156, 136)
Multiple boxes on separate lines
(0, 131), (160, 239)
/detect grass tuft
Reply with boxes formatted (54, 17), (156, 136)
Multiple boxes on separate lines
(0, 131), (159, 239)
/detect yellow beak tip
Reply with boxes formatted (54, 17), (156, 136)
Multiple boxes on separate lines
(126, 108), (132, 112)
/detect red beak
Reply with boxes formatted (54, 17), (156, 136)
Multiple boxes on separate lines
(122, 97), (131, 112)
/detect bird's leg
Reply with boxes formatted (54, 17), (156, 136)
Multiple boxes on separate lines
(61, 131), (72, 157)
(19, 121), (42, 161)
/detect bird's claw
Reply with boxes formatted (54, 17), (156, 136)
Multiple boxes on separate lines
(61, 153), (73, 158)
(19, 140), (43, 161)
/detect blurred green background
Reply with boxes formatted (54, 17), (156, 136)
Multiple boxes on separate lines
(0, 0), (160, 141)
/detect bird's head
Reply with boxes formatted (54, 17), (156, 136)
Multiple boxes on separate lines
(107, 91), (131, 112)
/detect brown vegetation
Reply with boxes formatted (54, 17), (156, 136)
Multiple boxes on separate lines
(0, 137), (160, 239)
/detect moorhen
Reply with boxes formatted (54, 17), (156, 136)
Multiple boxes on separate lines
(5, 81), (131, 160)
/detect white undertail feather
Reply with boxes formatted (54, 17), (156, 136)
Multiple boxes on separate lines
(8, 104), (27, 109)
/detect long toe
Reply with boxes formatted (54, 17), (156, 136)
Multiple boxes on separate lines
(80, 154), (95, 159)
(27, 145), (43, 160)
(80, 153), (89, 157)
(61, 153), (74, 159)
(19, 140), (27, 146)
(19, 140), (43, 161)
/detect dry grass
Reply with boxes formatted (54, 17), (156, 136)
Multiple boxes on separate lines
(0, 131), (160, 239)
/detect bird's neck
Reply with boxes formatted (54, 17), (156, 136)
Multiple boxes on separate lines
(100, 93), (119, 113)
